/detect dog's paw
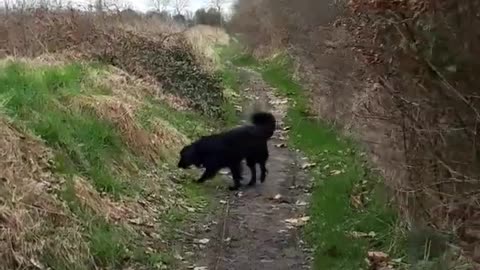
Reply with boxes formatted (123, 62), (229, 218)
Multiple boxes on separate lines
(229, 185), (240, 191)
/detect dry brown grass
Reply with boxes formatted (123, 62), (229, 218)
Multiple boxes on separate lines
(185, 25), (230, 70)
(72, 94), (188, 164)
(91, 64), (191, 111)
(0, 116), (89, 269)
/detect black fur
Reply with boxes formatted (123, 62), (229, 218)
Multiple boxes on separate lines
(177, 112), (276, 190)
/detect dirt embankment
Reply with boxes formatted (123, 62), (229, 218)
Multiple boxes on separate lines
(0, 9), (231, 270)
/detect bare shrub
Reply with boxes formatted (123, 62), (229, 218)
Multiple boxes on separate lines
(345, 0), (480, 261)
(229, 0), (341, 55)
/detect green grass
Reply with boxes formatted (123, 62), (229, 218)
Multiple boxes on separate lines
(89, 220), (129, 267)
(222, 48), (405, 269)
(137, 100), (212, 139)
(0, 62), (131, 195)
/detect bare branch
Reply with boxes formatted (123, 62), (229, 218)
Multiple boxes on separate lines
(172, 0), (189, 14)
(150, 0), (171, 12)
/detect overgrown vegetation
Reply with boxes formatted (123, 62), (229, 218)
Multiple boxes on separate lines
(0, 59), (214, 269)
(229, 0), (480, 266)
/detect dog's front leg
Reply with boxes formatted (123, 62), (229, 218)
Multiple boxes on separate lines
(247, 160), (257, 187)
(197, 168), (218, 183)
(228, 164), (243, 191)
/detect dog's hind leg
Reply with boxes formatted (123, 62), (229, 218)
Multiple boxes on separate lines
(260, 160), (268, 183)
(246, 158), (257, 186)
(197, 167), (219, 183)
(228, 163), (243, 191)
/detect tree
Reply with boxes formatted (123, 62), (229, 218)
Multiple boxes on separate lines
(209, 0), (227, 26)
(172, 0), (189, 14)
(194, 7), (223, 26)
(94, 0), (103, 12)
(172, 13), (186, 24)
(150, 0), (170, 12)
(209, 0), (225, 12)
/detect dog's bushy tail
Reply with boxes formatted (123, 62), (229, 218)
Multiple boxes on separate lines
(251, 112), (276, 138)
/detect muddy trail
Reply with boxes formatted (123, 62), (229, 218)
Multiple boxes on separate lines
(189, 67), (313, 270)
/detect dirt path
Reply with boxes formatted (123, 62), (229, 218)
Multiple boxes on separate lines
(189, 67), (312, 270)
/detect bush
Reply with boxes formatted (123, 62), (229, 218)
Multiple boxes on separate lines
(194, 8), (223, 27)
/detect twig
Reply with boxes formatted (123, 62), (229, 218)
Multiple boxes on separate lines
(214, 197), (230, 270)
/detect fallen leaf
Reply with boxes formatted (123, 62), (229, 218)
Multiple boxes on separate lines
(350, 195), (363, 209)
(30, 258), (44, 269)
(275, 143), (287, 148)
(128, 218), (142, 225)
(285, 216), (311, 227)
(301, 163), (317, 170)
(295, 200), (307, 206)
(271, 99), (288, 105)
(194, 238), (210, 245)
(270, 194), (291, 204)
(219, 200), (227, 204)
(367, 251), (389, 266)
(330, 170), (342, 175)
(348, 231), (377, 239)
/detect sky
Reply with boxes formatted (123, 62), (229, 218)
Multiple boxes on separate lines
(0, 0), (235, 14)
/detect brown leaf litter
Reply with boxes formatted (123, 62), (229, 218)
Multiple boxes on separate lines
(91, 65), (191, 111)
(0, 117), (89, 269)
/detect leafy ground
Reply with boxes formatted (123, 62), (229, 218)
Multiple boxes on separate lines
(216, 46), (407, 269)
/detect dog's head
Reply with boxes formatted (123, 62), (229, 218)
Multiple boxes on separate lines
(177, 144), (201, 169)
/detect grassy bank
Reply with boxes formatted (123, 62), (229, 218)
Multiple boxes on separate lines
(221, 48), (405, 269)
(0, 60), (213, 269)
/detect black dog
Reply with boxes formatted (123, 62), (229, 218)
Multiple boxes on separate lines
(177, 112), (276, 190)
